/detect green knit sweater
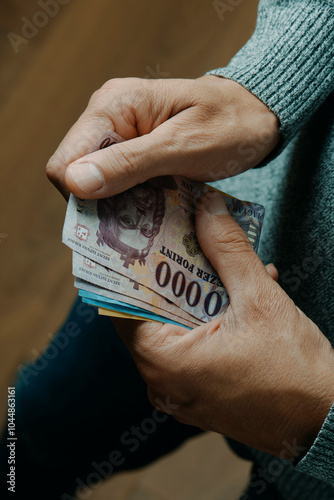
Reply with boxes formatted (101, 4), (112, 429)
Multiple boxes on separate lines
(206, 1), (334, 498)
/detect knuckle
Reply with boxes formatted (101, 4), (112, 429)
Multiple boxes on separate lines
(46, 154), (62, 184)
(87, 80), (123, 109)
(95, 78), (125, 96)
(94, 77), (146, 102)
(89, 78), (151, 121)
(100, 78), (122, 91)
(100, 77), (142, 91)
(45, 159), (57, 182)
(88, 88), (106, 109)
(87, 88), (111, 117)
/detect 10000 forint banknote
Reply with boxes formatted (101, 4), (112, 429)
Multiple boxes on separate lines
(63, 174), (264, 323)
(74, 278), (199, 328)
(73, 252), (201, 328)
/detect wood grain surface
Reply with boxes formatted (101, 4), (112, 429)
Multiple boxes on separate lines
(0, 1), (258, 498)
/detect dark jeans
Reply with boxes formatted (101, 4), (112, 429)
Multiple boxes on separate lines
(242, 466), (283, 500)
(0, 298), (282, 499)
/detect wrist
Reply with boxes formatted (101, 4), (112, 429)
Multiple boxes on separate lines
(198, 75), (280, 169)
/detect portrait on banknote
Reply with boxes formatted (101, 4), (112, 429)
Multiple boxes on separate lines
(96, 176), (177, 268)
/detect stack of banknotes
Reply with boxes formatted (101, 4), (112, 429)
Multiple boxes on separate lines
(62, 132), (265, 329)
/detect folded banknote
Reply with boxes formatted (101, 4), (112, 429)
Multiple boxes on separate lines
(63, 131), (265, 326)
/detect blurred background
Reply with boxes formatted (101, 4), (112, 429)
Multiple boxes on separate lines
(1, 0), (259, 498)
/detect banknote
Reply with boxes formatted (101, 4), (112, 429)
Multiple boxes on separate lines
(75, 277), (199, 328)
(63, 178), (264, 322)
(98, 307), (162, 322)
(78, 289), (193, 329)
(72, 251), (202, 326)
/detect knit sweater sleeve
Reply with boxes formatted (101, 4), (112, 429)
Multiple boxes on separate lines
(207, 0), (334, 487)
(295, 403), (334, 486)
(206, 0), (334, 154)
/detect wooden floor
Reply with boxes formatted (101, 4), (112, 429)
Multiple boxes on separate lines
(0, 0), (259, 498)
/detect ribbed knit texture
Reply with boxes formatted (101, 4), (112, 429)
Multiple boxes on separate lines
(206, 1), (334, 498)
(298, 403), (334, 485)
(207, 0), (334, 152)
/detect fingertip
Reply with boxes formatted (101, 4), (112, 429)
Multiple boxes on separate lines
(265, 263), (279, 282)
(196, 190), (229, 216)
(205, 192), (229, 216)
(65, 162), (104, 197)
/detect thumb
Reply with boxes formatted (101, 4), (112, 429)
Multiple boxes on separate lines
(64, 111), (196, 199)
(195, 192), (270, 299)
(265, 263), (279, 282)
(65, 133), (159, 198)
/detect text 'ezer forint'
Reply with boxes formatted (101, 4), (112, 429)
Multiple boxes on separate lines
(160, 246), (223, 288)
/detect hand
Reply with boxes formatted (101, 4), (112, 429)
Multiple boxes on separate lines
(114, 193), (334, 459)
(46, 76), (279, 200)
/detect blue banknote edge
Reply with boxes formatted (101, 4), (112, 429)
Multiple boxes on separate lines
(79, 290), (191, 329)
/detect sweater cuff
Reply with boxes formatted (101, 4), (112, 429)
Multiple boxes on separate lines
(296, 402), (334, 487)
(206, 0), (334, 151)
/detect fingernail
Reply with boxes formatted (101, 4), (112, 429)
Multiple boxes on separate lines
(67, 162), (104, 194)
(205, 192), (229, 215)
